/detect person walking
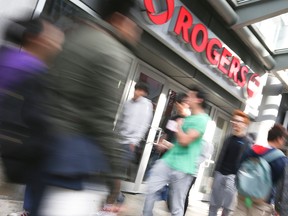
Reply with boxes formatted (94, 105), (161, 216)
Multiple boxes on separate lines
(155, 92), (190, 157)
(143, 86), (210, 216)
(16, 0), (142, 215)
(233, 124), (288, 216)
(208, 110), (252, 216)
(117, 81), (153, 165)
(100, 81), (153, 214)
(0, 18), (64, 216)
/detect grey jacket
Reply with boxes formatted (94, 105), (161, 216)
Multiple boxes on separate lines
(117, 96), (153, 145)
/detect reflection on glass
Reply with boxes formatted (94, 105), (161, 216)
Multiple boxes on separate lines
(198, 115), (227, 195)
(139, 73), (163, 110)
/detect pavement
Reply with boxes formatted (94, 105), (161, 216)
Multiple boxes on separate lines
(0, 191), (212, 216)
(0, 161), (214, 216)
(117, 193), (212, 216)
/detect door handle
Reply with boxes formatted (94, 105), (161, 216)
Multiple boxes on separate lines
(153, 127), (163, 145)
(204, 159), (215, 168)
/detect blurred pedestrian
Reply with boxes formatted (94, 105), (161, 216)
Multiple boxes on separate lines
(99, 81), (153, 214)
(117, 82), (153, 165)
(143, 86), (210, 216)
(160, 92), (190, 147)
(149, 93), (190, 169)
(24, 0), (142, 215)
(274, 156), (288, 216)
(0, 18), (64, 216)
(233, 124), (288, 216)
(208, 110), (252, 216)
(154, 92), (190, 207)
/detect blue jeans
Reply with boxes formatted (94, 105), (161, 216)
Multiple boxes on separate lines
(23, 185), (32, 211)
(143, 160), (194, 216)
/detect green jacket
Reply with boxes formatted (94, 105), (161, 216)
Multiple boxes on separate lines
(40, 21), (135, 178)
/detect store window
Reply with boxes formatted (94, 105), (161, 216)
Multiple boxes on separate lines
(40, 0), (97, 32)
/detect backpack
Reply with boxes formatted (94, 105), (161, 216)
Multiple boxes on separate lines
(236, 149), (284, 200)
(275, 162), (288, 216)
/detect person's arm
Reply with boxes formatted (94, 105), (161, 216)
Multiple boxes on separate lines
(175, 118), (201, 147)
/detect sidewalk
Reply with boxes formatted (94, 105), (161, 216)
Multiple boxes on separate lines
(0, 192), (211, 216)
(119, 193), (211, 216)
(0, 181), (25, 216)
(0, 162), (212, 216)
(0, 185), (212, 216)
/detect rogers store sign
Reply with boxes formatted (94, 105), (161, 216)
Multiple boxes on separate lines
(142, 0), (261, 98)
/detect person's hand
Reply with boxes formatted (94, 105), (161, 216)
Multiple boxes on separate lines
(156, 138), (166, 152)
(156, 143), (167, 152)
(176, 118), (183, 130)
(176, 102), (186, 116)
(176, 102), (190, 117)
(129, 144), (135, 152)
(156, 139), (173, 152)
(162, 139), (173, 149)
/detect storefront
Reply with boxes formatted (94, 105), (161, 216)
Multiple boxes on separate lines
(126, 0), (266, 199)
(4, 0), (269, 199)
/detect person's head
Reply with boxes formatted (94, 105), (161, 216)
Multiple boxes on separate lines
(268, 124), (287, 149)
(175, 92), (189, 104)
(5, 18), (64, 63)
(98, 0), (141, 44)
(133, 82), (149, 100)
(23, 19), (64, 61)
(175, 92), (190, 116)
(230, 109), (250, 137)
(187, 85), (206, 112)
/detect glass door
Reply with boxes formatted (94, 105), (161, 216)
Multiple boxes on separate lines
(192, 110), (231, 201)
(121, 63), (187, 193)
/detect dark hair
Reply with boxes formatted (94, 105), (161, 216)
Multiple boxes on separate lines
(233, 109), (250, 125)
(135, 82), (149, 95)
(175, 92), (188, 104)
(189, 85), (207, 108)
(4, 18), (43, 45)
(268, 124), (287, 142)
(98, 0), (135, 20)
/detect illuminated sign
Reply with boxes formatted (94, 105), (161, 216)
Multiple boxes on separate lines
(143, 0), (260, 98)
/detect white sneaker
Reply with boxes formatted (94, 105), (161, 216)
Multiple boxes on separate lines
(7, 210), (30, 216)
(93, 211), (117, 216)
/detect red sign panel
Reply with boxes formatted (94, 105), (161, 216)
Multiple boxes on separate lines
(143, 0), (261, 98)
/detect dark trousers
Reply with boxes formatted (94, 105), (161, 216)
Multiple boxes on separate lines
(184, 177), (197, 215)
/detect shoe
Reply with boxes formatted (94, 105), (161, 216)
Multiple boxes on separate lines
(93, 204), (118, 216)
(93, 211), (117, 216)
(7, 210), (30, 216)
(116, 192), (125, 204)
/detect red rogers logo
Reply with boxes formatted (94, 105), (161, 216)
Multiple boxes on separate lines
(144, 0), (175, 25)
(143, 0), (261, 99)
